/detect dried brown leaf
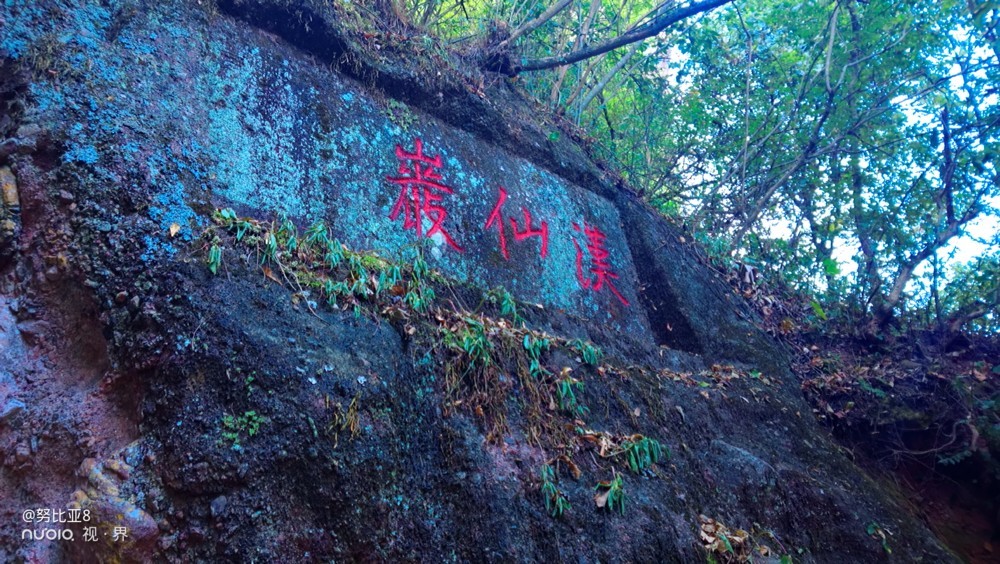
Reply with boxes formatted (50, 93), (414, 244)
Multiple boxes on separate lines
(594, 488), (610, 508)
(261, 266), (281, 284)
(557, 455), (582, 480)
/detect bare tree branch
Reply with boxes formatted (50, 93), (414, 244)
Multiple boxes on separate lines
(515, 0), (734, 73)
(550, 0), (602, 107)
(575, 43), (639, 117)
(499, 0), (575, 50)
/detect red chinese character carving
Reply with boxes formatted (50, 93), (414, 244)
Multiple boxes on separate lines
(484, 186), (548, 259)
(511, 208), (549, 258)
(572, 221), (629, 306)
(484, 186), (510, 259)
(387, 138), (462, 251)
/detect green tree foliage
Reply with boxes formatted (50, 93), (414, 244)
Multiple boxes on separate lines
(375, 0), (1000, 333)
(639, 0), (1000, 333)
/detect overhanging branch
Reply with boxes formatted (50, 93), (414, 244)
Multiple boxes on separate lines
(515, 0), (734, 73)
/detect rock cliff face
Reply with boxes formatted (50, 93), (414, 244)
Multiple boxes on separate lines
(0, 1), (955, 561)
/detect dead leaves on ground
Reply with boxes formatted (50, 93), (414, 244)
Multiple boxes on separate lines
(576, 429), (624, 459)
(700, 515), (782, 563)
(700, 515), (750, 561)
(649, 364), (776, 405)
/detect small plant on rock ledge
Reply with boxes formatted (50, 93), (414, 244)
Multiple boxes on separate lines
(556, 367), (588, 417)
(622, 435), (665, 473)
(304, 219), (329, 247)
(404, 251), (435, 312)
(487, 286), (525, 326)
(447, 317), (493, 370)
(594, 471), (625, 515)
(576, 429), (667, 474)
(207, 243), (222, 275)
(220, 410), (265, 451)
(540, 464), (571, 518)
(205, 209), (443, 316)
(523, 333), (551, 378)
(866, 521), (892, 554)
(570, 339), (602, 366)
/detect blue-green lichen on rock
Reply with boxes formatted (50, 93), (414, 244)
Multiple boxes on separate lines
(6, 0), (650, 340)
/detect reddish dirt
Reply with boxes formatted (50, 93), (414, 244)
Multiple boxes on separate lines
(894, 458), (999, 563)
(1, 246), (139, 560)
